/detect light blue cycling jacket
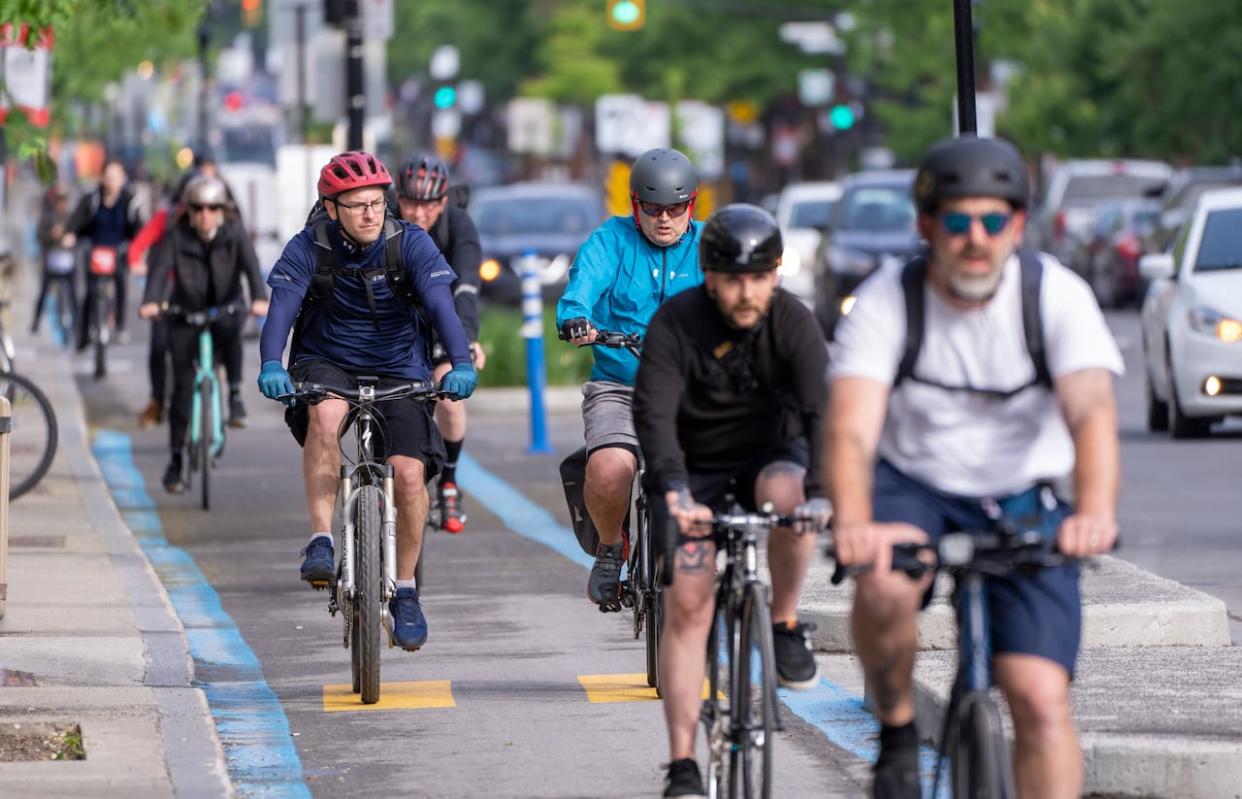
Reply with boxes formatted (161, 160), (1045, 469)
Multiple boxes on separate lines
(557, 215), (704, 385)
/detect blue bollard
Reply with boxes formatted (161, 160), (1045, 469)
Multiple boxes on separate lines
(520, 252), (553, 454)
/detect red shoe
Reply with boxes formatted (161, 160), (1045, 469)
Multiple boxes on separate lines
(439, 482), (466, 534)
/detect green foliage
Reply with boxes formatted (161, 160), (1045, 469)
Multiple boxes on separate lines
(476, 306), (593, 387)
(520, 2), (624, 103)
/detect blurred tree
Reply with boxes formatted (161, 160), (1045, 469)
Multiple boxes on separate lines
(521, 2), (624, 103)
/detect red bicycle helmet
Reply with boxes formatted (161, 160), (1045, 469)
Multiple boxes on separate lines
(317, 151), (392, 198)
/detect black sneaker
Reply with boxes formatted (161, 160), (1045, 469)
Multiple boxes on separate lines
(587, 542), (625, 606)
(772, 620), (820, 690)
(663, 759), (707, 798)
(228, 392), (248, 429)
(299, 536), (335, 586)
(162, 454), (186, 494)
(872, 744), (920, 799)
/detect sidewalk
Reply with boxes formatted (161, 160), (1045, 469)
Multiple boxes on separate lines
(0, 298), (230, 796)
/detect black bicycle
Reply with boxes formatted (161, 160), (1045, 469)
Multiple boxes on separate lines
(281, 378), (444, 705)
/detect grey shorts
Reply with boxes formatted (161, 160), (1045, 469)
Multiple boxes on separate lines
(581, 380), (637, 453)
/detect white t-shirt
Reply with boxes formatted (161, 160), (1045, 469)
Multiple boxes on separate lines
(829, 253), (1123, 497)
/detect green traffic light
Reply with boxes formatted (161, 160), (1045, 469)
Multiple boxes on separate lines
(611, 0), (640, 25)
(829, 104), (856, 131)
(434, 86), (457, 109)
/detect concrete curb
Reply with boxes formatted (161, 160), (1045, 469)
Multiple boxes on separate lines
(469, 385), (583, 415)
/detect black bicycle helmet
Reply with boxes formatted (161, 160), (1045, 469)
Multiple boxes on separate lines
(629, 148), (699, 205)
(397, 153), (451, 201)
(699, 204), (783, 273)
(913, 136), (1030, 213)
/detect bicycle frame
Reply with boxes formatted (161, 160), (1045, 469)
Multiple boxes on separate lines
(188, 324), (226, 459)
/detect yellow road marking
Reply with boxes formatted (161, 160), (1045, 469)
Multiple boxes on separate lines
(577, 673), (721, 703)
(322, 680), (456, 712)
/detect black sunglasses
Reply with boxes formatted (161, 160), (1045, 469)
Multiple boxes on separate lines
(189, 203), (224, 213)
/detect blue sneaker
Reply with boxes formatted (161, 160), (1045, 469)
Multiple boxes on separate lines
(389, 587), (428, 651)
(299, 536), (335, 586)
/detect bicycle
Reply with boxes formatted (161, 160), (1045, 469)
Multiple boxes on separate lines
(558, 329), (664, 692)
(281, 378), (444, 705)
(665, 506), (800, 799)
(0, 370), (59, 501)
(162, 303), (244, 511)
(85, 244), (120, 379)
(41, 247), (78, 348)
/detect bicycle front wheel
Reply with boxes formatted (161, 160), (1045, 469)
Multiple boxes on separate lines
(354, 485), (383, 704)
(729, 582), (776, 799)
(952, 692), (1015, 799)
(198, 380), (212, 510)
(703, 600), (732, 799)
(0, 372), (58, 500)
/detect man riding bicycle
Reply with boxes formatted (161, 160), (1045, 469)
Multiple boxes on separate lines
(634, 204), (830, 798)
(557, 147), (704, 608)
(394, 153), (485, 534)
(827, 137), (1122, 798)
(257, 151), (478, 652)
(138, 176), (268, 493)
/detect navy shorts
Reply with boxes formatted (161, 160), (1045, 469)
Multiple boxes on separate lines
(873, 460), (1082, 678)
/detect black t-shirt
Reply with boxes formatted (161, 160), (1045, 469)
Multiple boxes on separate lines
(633, 285), (828, 498)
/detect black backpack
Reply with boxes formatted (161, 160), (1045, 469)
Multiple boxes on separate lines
(894, 249), (1051, 399)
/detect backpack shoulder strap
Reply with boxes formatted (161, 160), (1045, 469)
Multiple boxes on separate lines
(307, 221), (336, 303)
(381, 219), (419, 307)
(1017, 249), (1052, 388)
(894, 256), (927, 387)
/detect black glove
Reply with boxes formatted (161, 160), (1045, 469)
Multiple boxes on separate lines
(560, 317), (592, 341)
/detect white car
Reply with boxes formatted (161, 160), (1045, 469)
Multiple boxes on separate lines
(1139, 187), (1242, 437)
(773, 181), (842, 308)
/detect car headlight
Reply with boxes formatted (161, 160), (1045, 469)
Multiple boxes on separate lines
(826, 246), (874, 276)
(1188, 306), (1242, 343)
(839, 295), (857, 317)
(778, 246), (802, 277)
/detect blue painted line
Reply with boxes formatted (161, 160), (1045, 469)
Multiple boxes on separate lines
(459, 451), (947, 795)
(92, 430), (310, 798)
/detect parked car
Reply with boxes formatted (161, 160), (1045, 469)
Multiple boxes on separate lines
(1071, 198), (1160, 308)
(1032, 159), (1172, 268)
(1139, 187), (1242, 438)
(1143, 165), (1242, 256)
(470, 182), (606, 305)
(812, 170), (921, 338)
(773, 181), (842, 308)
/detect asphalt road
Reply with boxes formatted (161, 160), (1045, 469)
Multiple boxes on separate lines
(70, 298), (1239, 797)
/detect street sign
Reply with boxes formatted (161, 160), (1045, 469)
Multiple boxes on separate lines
(0, 24), (53, 127)
(360, 0), (393, 41)
(595, 94), (669, 158)
(798, 69), (836, 106)
(507, 97), (556, 155)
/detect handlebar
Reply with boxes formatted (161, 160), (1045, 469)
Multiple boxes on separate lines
(660, 507), (822, 587)
(162, 302), (246, 326)
(557, 325), (642, 357)
(277, 379), (444, 405)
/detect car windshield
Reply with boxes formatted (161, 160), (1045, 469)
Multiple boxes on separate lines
(473, 195), (595, 237)
(1062, 174), (1167, 204)
(1194, 208), (1242, 271)
(790, 200), (835, 229)
(837, 186), (915, 233)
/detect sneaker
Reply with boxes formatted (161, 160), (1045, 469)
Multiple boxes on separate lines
(299, 536), (335, 586)
(663, 759), (707, 798)
(772, 620), (820, 690)
(228, 393), (248, 429)
(162, 454), (186, 494)
(872, 744), (920, 799)
(438, 481), (466, 533)
(587, 542), (626, 606)
(115, 329), (131, 345)
(138, 399), (164, 430)
(389, 587), (428, 650)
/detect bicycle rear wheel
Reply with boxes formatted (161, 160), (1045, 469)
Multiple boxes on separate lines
(952, 691), (1015, 799)
(354, 485), (383, 704)
(729, 582), (776, 799)
(198, 381), (212, 510)
(0, 372), (58, 500)
(703, 601), (732, 799)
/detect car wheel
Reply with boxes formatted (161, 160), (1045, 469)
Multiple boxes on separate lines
(1146, 372), (1169, 432)
(1166, 356), (1211, 439)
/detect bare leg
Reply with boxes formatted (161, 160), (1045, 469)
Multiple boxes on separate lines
(661, 539), (717, 760)
(994, 654), (1081, 799)
(390, 454), (428, 581)
(585, 446), (637, 547)
(304, 399), (349, 533)
(753, 461), (816, 624)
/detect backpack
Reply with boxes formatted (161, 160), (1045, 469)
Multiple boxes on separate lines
(894, 249), (1051, 399)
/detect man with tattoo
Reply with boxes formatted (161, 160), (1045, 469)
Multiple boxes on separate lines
(633, 204), (831, 798)
(827, 137), (1122, 799)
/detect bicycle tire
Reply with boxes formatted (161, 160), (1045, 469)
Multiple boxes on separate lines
(952, 691), (1015, 799)
(350, 606), (361, 694)
(730, 582), (776, 799)
(355, 485), (383, 704)
(198, 380), (211, 510)
(703, 602), (732, 799)
(92, 291), (108, 379)
(637, 499), (661, 689)
(0, 372), (59, 500)
(56, 279), (75, 346)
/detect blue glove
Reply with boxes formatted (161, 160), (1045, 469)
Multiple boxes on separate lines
(258, 360), (295, 404)
(439, 362), (478, 400)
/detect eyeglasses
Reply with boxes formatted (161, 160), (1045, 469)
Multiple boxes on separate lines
(334, 197), (387, 215)
(940, 211), (1012, 237)
(638, 200), (692, 219)
(189, 203), (223, 213)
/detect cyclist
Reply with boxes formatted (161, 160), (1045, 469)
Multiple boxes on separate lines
(557, 147), (704, 608)
(633, 204), (830, 798)
(826, 137), (1122, 798)
(394, 153), (485, 534)
(138, 176), (268, 493)
(256, 151), (477, 652)
(31, 183), (75, 335)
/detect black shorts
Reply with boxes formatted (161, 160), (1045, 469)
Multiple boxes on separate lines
(285, 359), (446, 478)
(686, 439), (810, 512)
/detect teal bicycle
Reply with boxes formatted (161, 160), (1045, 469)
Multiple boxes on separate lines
(164, 303), (244, 510)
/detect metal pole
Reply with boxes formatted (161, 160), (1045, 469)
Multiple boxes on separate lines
(346, 16), (365, 150)
(0, 396), (11, 619)
(295, 4), (308, 144)
(520, 252), (552, 455)
(952, 0), (977, 135)
(197, 17), (211, 147)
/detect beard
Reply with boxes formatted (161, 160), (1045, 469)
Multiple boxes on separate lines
(946, 253), (1004, 301)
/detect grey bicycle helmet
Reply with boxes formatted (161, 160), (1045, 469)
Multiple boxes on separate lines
(699, 204), (783, 273)
(913, 136), (1030, 213)
(629, 148), (699, 205)
(182, 175), (229, 207)
(397, 153), (450, 201)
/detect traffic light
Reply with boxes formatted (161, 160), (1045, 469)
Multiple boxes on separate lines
(241, 0), (262, 27)
(606, 0), (646, 32)
(829, 103), (856, 131)
(434, 85), (458, 110)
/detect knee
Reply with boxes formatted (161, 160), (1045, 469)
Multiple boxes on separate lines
(666, 586), (715, 632)
(853, 574), (923, 630)
(1004, 675), (1071, 737)
(393, 459), (427, 495)
(754, 462), (805, 515)
(586, 448), (635, 493)
(307, 406), (347, 441)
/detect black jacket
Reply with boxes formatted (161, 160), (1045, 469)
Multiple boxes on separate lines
(67, 185), (145, 243)
(633, 286), (828, 499)
(427, 204), (483, 341)
(143, 217), (267, 311)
